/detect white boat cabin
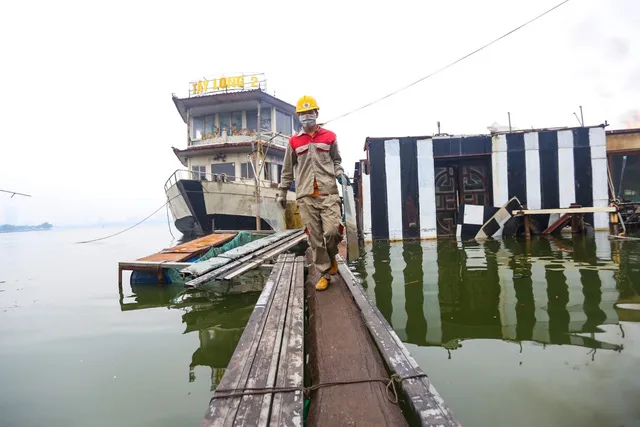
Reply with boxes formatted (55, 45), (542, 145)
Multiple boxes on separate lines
(171, 86), (299, 186)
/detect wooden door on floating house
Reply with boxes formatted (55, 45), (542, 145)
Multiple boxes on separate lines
(434, 158), (492, 236)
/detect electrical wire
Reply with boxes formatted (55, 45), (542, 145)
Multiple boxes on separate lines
(75, 193), (183, 244)
(324, 0), (571, 125)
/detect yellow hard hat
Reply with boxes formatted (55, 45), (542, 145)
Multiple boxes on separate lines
(296, 95), (319, 114)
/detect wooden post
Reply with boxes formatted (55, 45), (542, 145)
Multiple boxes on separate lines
(524, 214), (531, 238)
(570, 203), (580, 234)
(578, 213), (585, 233)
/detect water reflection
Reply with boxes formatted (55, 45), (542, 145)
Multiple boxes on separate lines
(358, 233), (638, 355)
(118, 277), (262, 391)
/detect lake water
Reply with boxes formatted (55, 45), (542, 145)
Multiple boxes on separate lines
(1, 225), (639, 426)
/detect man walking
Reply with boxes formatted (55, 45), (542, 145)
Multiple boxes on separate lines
(276, 95), (349, 291)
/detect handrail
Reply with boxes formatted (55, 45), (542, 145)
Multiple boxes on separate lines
(189, 129), (291, 147)
(163, 169), (279, 192)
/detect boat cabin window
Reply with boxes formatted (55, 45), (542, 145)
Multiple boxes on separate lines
(241, 162), (255, 179)
(261, 107), (272, 132)
(246, 110), (258, 133)
(276, 109), (292, 135)
(219, 111), (243, 135)
(191, 165), (206, 180)
(193, 115), (215, 140)
(212, 162), (235, 180)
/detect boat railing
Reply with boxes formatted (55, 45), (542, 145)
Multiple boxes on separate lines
(164, 169), (280, 193)
(189, 129), (290, 148)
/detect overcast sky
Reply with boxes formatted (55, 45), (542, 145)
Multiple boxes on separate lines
(1, 0), (638, 226)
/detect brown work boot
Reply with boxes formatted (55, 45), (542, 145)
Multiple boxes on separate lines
(315, 275), (330, 291)
(328, 258), (339, 275)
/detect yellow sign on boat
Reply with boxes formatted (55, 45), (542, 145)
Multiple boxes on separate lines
(190, 74), (265, 96)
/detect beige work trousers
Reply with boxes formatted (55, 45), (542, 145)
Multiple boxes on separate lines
(296, 194), (343, 274)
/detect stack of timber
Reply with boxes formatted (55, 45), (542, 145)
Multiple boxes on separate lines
(202, 253), (305, 426)
(183, 229), (307, 288)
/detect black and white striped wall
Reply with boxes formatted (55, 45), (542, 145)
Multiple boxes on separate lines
(362, 137), (439, 242)
(491, 126), (609, 231)
(359, 125), (609, 242)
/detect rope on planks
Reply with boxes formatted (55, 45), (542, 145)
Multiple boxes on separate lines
(208, 373), (428, 405)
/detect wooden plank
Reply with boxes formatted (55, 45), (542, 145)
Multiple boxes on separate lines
(184, 231), (304, 288)
(270, 256), (305, 426)
(201, 260), (285, 426)
(609, 234), (640, 241)
(542, 213), (571, 235)
(337, 260), (461, 427)
(306, 266), (408, 427)
(218, 230), (300, 261)
(233, 254), (295, 425)
(118, 261), (192, 270)
(512, 206), (616, 215)
(184, 233), (302, 286)
(221, 233), (307, 280)
(182, 230), (302, 280)
(136, 252), (195, 263)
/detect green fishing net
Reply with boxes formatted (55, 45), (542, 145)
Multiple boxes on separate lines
(166, 231), (265, 285)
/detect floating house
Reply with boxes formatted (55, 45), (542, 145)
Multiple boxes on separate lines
(354, 124), (616, 242)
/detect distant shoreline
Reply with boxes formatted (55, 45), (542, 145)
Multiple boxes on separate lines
(0, 223), (53, 233)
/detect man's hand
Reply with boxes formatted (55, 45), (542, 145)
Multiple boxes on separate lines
(276, 193), (286, 209)
(337, 173), (351, 186)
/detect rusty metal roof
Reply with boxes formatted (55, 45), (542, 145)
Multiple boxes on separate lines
(137, 233), (237, 262)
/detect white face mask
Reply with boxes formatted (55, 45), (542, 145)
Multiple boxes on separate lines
(299, 113), (317, 128)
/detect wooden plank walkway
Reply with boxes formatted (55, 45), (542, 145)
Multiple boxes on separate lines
(306, 267), (408, 426)
(201, 248), (460, 426)
(202, 253), (305, 427)
(338, 261), (460, 426)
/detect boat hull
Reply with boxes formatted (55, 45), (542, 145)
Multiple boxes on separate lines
(166, 178), (297, 236)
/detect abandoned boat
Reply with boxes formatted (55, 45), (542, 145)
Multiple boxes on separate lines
(166, 74), (299, 236)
